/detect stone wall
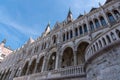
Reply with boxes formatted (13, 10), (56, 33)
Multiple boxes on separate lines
(86, 45), (120, 80)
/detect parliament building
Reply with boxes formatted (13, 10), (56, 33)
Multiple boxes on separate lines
(0, 0), (120, 80)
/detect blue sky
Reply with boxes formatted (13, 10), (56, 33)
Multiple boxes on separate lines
(0, 0), (106, 50)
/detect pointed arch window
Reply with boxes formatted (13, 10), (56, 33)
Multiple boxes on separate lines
(75, 28), (78, 36)
(79, 26), (83, 35)
(83, 24), (88, 33)
(70, 30), (73, 38)
(113, 10), (120, 19)
(89, 21), (94, 31)
(66, 32), (69, 40)
(107, 13), (116, 23)
(63, 33), (65, 41)
(100, 16), (107, 26)
(94, 19), (100, 28)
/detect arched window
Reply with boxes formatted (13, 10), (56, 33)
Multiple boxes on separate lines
(75, 28), (78, 36)
(94, 19), (100, 28)
(106, 35), (111, 43)
(44, 42), (46, 49)
(107, 13), (116, 22)
(99, 40), (102, 47)
(102, 38), (107, 46)
(113, 10), (120, 19)
(70, 30), (73, 38)
(83, 24), (88, 33)
(63, 33), (65, 41)
(100, 16), (107, 26)
(89, 21), (94, 31)
(110, 32), (116, 40)
(52, 35), (57, 44)
(116, 29), (120, 38)
(66, 32), (69, 40)
(79, 26), (83, 35)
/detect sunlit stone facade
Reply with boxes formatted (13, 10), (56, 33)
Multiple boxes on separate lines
(0, 39), (13, 63)
(0, 0), (120, 80)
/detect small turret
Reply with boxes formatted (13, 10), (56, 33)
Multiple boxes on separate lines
(42, 22), (51, 37)
(67, 8), (73, 23)
(28, 37), (34, 44)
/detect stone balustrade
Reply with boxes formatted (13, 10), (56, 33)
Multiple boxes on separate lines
(13, 64), (85, 80)
(85, 21), (120, 61)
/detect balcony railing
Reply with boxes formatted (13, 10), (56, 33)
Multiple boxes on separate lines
(13, 64), (85, 80)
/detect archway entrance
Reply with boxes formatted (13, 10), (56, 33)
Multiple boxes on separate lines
(36, 56), (44, 73)
(77, 42), (89, 65)
(28, 59), (36, 75)
(61, 47), (74, 68)
(21, 61), (29, 76)
(47, 52), (56, 71)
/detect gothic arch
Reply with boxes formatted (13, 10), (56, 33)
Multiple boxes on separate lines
(76, 39), (90, 49)
(61, 43), (74, 55)
(36, 56), (44, 73)
(61, 47), (74, 68)
(21, 61), (29, 76)
(77, 42), (89, 65)
(28, 58), (36, 75)
(47, 52), (56, 71)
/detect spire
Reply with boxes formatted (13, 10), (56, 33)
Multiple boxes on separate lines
(45, 22), (50, 31)
(67, 8), (73, 23)
(28, 37), (34, 44)
(43, 22), (51, 36)
(2, 39), (6, 44)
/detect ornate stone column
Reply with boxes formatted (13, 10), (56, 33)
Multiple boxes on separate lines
(73, 50), (77, 66)
(34, 63), (38, 73)
(41, 56), (47, 72)
(55, 53), (59, 70)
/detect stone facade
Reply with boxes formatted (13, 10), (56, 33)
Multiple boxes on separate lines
(0, 0), (120, 80)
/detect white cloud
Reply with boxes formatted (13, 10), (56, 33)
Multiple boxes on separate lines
(0, 6), (40, 38)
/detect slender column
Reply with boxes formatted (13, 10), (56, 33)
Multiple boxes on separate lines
(82, 25), (84, 35)
(55, 53), (60, 70)
(26, 65), (30, 75)
(92, 20), (96, 30)
(41, 57), (47, 72)
(109, 34), (113, 42)
(113, 32), (119, 40)
(73, 50), (77, 66)
(104, 37), (109, 45)
(2, 73), (6, 80)
(100, 38), (105, 47)
(97, 18), (102, 27)
(34, 63), (38, 73)
(86, 21), (90, 34)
